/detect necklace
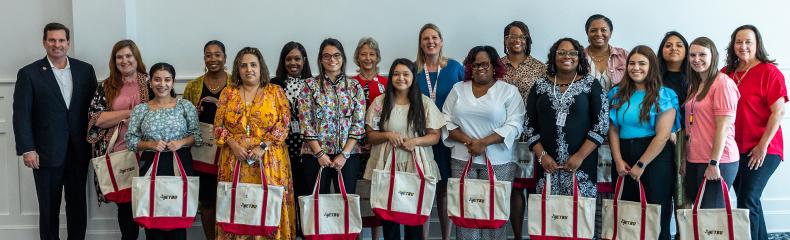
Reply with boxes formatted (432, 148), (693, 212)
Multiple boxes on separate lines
(205, 74), (226, 93)
(589, 47), (611, 63)
(734, 61), (757, 86)
(359, 71), (377, 81)
(240, 86), (260, 137)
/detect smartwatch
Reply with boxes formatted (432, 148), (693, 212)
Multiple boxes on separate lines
(709, 159), (719, 166)
(635, 161), (646, 169)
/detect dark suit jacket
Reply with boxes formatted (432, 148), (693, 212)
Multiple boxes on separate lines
(13, 57), (98, 167)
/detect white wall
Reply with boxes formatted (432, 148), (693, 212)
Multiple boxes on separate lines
(2, 0), (790, 238)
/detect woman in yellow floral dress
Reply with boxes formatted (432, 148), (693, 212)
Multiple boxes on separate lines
(214, 47), (295, 240)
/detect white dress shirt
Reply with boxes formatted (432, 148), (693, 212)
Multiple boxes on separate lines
(442, 80), (526, 165)
(47, 56), (73, 109)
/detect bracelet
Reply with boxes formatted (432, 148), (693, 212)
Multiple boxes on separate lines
(314, 150), (325, 159)
(538, 150), (547, 164)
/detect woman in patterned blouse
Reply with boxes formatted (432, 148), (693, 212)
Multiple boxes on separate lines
(270, 41), (312, 237)
(298, 38), (366, 194)
(525, 38), (608, 199)
(500, 20), (546, 240)
(86, 39), (148, 240)
(126, 62), (201, 240)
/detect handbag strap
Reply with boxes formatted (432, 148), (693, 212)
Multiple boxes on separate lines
(146, 151), (189, 217)
(105, 120), (127, 156)
(612, 176), (648, 240)
(385, 145), (427, 214)
(539, 172), (582, 238)
(458, 153), (496, 221)
(692, 179), (734, 240)
(309, 167), (351, 235)
(226, 154), (271, 226)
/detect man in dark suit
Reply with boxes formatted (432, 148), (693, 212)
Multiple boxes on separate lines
(12, 22), (98, 240)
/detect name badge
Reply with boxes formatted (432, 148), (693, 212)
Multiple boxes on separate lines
(556, 112), (567, 127)
(290, 120), (301, 132)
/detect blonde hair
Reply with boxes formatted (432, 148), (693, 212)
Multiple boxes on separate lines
(415, 23), (448, 72)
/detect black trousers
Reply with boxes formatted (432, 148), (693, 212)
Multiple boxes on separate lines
(612, 136), (674, 240)
(382, 220), (423, 240)
(32, 144), (88, 240)
(302, 154), (361, 194)
(116, 202), (139, 240)
(137, 149), (194, 240)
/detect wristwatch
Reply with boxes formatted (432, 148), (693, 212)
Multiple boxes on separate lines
(341, 151), (352, 159)
(635, 161), (646, 169)
(709, 159), (719, 166)
(259, 141), (268, 151)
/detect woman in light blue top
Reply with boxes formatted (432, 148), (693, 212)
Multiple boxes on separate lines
(607, 46), (679, 240)
(126, 62), (201, 240)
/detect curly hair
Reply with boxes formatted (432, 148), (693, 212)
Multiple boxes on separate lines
(546, 38), (590, 77)
(462, 46), (505, 81)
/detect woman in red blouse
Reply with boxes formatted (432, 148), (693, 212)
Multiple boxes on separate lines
(722, 25), (787, 240)
(353, 37), (389, 109)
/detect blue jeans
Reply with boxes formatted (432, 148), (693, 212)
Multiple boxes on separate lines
(734, 154), (781, 240)
(684, 162), (738, 208)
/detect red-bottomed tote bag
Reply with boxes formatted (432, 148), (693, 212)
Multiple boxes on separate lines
(528, 172), (596, 239)
(602, 176), (661, 240)
(447, 154), (512, 229)
(299, 167), (362, 240)
(132, 151), (199, 230)
(677, 179), (750, 240)
(217, 156), (285, 236)
(370, 145), (437, 226)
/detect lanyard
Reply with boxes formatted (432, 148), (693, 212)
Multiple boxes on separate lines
(552, 72), (578, 109)
(424, 64), (442, 101)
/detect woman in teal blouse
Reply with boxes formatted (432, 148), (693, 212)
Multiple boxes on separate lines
(126, 62), (201, 240)
(607, 46), (679, 240)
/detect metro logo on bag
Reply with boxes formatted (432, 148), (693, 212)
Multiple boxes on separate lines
(448, 154), (511, 229)
(132, 151), (199, 230)
(370, 147), (437, 226)
(676, 179), (750, 240)
(216, 156), (285, 236)
(602, 176), (661, 240)
(528, 172), (596, 239)
(299, 168), (362, 240)
(192, 122), (220, 174)
(91, 122), (139, 203)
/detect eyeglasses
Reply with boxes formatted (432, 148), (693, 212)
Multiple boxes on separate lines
(505, 34), (527, 41)
(472, 62), (491, 70)
(556, 51), (579, 57)
(321, 53), (343, 61)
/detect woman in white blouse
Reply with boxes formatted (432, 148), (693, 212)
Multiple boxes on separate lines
(443, 46), (526, 239)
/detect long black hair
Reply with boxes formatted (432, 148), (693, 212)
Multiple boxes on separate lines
(272, 41), (312, 88)
(725, 24), (776, 74)
(657, 31), (689, 74)
(378, 58), (427, 136)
